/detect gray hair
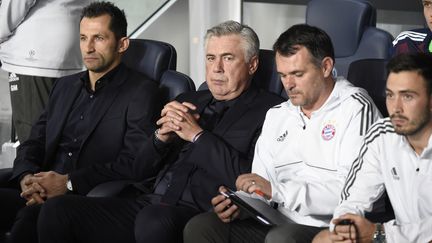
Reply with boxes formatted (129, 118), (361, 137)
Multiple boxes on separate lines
(204, 20), (260, 62)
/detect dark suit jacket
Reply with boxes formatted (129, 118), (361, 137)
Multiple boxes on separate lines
(11, 64), (160, 191)
(73, 84), (284, 210)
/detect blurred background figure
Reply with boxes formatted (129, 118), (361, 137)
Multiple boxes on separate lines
(391, 0), (432, 56)
(0, 0), (91, 142)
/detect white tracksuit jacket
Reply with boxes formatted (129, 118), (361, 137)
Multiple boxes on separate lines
(333, 118), (432, 242)
(252, 78), (381, 227)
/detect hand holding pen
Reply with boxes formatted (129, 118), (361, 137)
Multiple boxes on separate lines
(236, 173), (272, 200)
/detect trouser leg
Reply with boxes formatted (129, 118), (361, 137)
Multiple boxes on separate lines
(265, 223), (326, 243)
(38, 195), (140, 243)
(9, 204), (42, 243)
(0, 188), (26, 232)
(183, 212), (271, 243)
(9, 73), (55, 141)
(134, 204), (200, 243)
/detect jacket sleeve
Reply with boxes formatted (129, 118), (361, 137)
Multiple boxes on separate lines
(10, 76), (63, 182)
(256, 101), (380, 216)
(0, 0), (36, 43)
(10, 109), (47, 182)
(69, 82), (161, 195)
(330, 138), (386, 230)
(188, 129), (259, 189)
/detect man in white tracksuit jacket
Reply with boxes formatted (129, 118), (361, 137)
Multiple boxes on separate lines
(314, 53), (432, 243)
(0, 0), (90, 141)
(184, 24), (382, 243)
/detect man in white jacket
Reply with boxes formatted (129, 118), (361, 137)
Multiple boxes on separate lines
(0, 0), (90, 141)
(184, 24), (382, 243)
(313, 53), (432, 243)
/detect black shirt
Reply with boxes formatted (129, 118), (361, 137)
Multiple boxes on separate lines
(53, 64), (122, 174)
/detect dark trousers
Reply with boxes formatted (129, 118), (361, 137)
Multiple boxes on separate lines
(38, 194), (200, 243)
(8, 73), (55, 141)
(0, 187), (41, 243)
(183, 212), (325, 243)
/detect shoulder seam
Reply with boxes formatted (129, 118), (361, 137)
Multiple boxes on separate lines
(351, 92), (374, 136)
(341, 119), (395, 200)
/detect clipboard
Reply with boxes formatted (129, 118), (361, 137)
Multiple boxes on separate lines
(220, 187), (291, 226)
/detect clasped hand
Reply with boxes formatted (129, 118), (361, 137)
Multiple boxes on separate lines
(156, 101), (203, 142)
(20, 171), (68, 206)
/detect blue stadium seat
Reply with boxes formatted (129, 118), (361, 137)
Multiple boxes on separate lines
(347, 58), (389, 117)
(306, 0), (394, 77)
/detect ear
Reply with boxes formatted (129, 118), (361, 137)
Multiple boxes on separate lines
(429, 93), (432, 112)
(117, 37), (129, 54)
(248, 55), (259, 75)
(321, 56), (334, 78)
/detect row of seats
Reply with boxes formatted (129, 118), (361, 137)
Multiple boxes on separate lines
(123, 0), (393, 110)
(0, 1), (394, 239)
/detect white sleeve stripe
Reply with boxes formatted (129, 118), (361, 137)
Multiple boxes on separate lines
(392, 31), (428, 45)
(341, 119), (395, 200)
(351, 93), (374, 136)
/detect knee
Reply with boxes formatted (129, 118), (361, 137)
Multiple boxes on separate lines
(183, 212), (220, 243)
(134, 206), (176, 243)
(38, 196), (70, 232)
(311, 230), (332, 243)
(15, 204), (41, 222)
(265, 225), (296, 243)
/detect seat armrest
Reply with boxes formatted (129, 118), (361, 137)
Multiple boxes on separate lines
(0, 168), (13, 187)
(86, 180), (133, 197)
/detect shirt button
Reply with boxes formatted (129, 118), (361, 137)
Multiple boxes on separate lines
(167, 184), (171, 188)
(80, 115), (84, 120)
(73, 138), (77, 142)
(90, 95), (94, 99)
(68, 152), (73, 157)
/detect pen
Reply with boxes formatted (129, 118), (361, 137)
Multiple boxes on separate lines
(254, 189), (265, 197)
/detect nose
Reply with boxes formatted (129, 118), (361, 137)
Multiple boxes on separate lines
(389, 96), (403, 114)
(281, 75), (295, 91)
(82, 39), (95, 53)
(212, 57), (223, 73)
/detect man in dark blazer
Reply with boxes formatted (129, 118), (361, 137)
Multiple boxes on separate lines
(37, 20), (284, 243)
(0, 2), (159, 243)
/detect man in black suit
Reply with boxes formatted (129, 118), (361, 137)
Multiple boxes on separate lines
(37, 20), (284, 243)
(0, 2), (159, 242)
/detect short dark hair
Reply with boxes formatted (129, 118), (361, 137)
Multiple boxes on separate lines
(80, 1), (127, 40)
(387, 53), (432, 95)
(273, 24), (335, 68)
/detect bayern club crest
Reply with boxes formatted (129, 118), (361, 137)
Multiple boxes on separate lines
(321, 124), (336, 141)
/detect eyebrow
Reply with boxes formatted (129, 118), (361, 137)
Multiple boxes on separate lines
(206, 52), (234, 56)
(385, 88), (418, 95)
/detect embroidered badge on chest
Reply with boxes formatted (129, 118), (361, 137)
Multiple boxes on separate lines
(277, 130), (288, 142)
(321, 124), (336, 141)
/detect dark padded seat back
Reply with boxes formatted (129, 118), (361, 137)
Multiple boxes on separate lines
(306, 0), (393, 77)
(335, 27), (394, 79)
(252, 49), (286, 99)
(122, 39), (177, 81)
(159, 70), (196, 104)
(347, 59), (389, 117)
(307, 0), (374, 57)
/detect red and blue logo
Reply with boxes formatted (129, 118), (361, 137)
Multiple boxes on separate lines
(321, 124), (336, 141)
